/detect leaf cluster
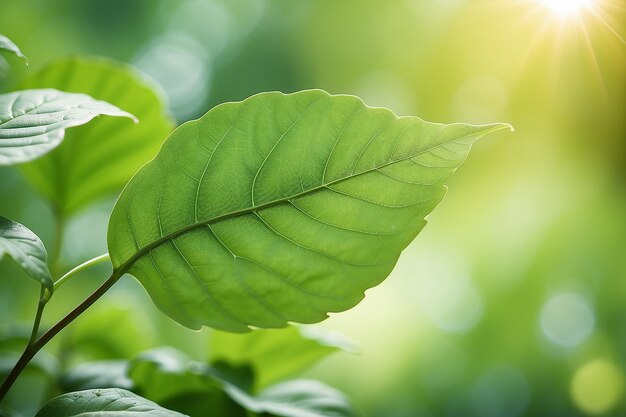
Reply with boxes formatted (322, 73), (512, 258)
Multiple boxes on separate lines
(0, 33), (510, 416)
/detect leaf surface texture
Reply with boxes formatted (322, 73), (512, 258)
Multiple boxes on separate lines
(35, 388), (187, 417)
(19, 57), (173, 214)
(0, 88), (134, 166)
(0, 215), (52, 290)
(108, 90), (510, 331)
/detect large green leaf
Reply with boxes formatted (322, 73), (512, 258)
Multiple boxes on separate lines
(0, 216), (52, 290)
(35, 388), (187, 417)
(0, 34), (27, 63)
(210, 326), (355, 389)
(107, 89), (511, 332)
(0, 88), (135, 166)
(19, 57), (174, 215)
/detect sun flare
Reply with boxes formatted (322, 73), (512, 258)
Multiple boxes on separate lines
(537, 0), (595, 17)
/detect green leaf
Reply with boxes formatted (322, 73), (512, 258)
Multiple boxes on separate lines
(0, 34), (27, 64)
(35, 388), (187, 417)
(0, 88), (135, 166)
(210, 326), (355, 390)
(69, 302), (157, 361)
(0, 350), (59, 381)
(226, 379), (355, 417)
(128, 347), (352, 417)
(129, 348), (242, 403)
(19, 57), (174, 215)
(128, 348), (248, 416)
(0, 216), (52, 290)
(158, 392), (248, 417)
(61, 360), (133, 391)
(107, 89), (511, 332)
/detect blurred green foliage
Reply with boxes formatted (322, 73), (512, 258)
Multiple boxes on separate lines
(0, 0), (624, 416)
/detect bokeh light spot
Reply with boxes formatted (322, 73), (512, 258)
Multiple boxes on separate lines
(571, 359), (625, 414)
(134, 33), (210, 121)
(540, 293), (594, 347)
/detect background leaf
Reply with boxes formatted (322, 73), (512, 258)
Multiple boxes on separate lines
(67, 302), (157, 362)
(128, 347), (353, 417)
(0, 332), (59, 417)
(128, 348), (248, 416)
(35, 388), (187, 417)
(60, 360), (133, 391)
(0, 88), (135, 166)
(19, 57), (174, 215)
(226, 379), (356, 417)
(0, 34), (27, 63)
(107, 89), (510, 332)
(209, 326), (356, 390)
(0, 215), (52, 290)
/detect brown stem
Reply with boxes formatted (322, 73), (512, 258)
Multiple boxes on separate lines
(0, 269), (124, 402)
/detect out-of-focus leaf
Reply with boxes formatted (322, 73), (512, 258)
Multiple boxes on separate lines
(128, 347), (354, 417)
(19, 57), (174, 215)
(0, 216), (52, 290)
(1, 350), (60, 415)
(209, 325), (356, 389)
(128, 348), (248, 416)
(107, 89), (511, 332)
(69, 302), (156, 361)
(0, 34), (27, 63)
(158, 391), (247, 417)
(129, 348), (220, 403)
(35, 388), (187, 417)
(0, 404), (23, 417)
(0, 88), (135, 166)
(61, 360), (133, 391)
(226, 379), (356, 417)
(0, 350), (59, 380)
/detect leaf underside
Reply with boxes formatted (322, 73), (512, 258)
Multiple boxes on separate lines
(35, 388), (186, 417)
(18, 57), (174, 215)
(0, 88), (135, 166)
(227, 379), (356, 417)
(108, 89), (511, 332)
(129, 347), (354, 417)
(0, 34), (28, 63)
(0, 216), (52, 290)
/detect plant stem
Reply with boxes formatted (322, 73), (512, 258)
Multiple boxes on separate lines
(53, 253), (111, 292)
(27, 287), (48, 345)
(0, 268), (125, 402)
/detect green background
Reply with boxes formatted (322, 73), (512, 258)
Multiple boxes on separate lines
(1, 0), (625, 416)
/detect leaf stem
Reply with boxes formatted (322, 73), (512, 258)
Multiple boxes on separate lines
(0, 267), (125, 402)
(28, 287), (47, 344)
(53, 253), (111, 292)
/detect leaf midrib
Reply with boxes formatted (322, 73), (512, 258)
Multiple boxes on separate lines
(115, 123), (508, 274)
(0, 91), (69, 126)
